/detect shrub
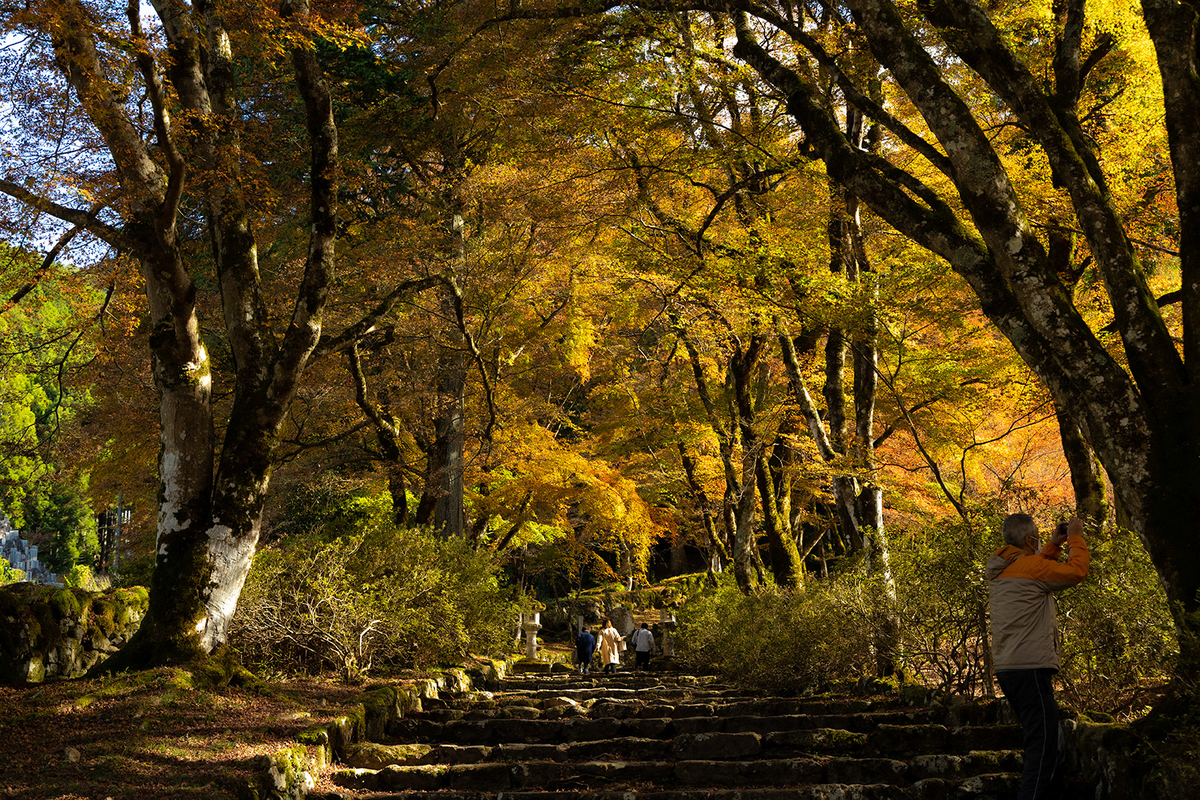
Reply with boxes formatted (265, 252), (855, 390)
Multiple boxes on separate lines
(674, 573), (876, 693)
(231, 518), (517, 680)
(676, 512), (1175, 715)
(1056, 527), (1176, 715)
(0, 557), (23, 586)
(63, 564), (110, 591)
(888, 512), (1000, 697)
(111, 553), (154, 589)
(889, 513), (1176, 715)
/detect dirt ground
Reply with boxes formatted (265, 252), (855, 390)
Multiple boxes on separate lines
(0, 668), (364, 800)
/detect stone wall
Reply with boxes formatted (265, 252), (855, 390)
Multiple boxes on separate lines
(0, 583), (148, 683)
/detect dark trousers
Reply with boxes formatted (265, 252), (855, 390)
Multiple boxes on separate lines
(996, 668), (1066, 800)
(635, 649), (650, 669)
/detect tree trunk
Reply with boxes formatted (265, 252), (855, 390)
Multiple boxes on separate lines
(1055, 406), (1108, 528)
(677, 322), (755, 590)
(431, 369), (466, 537)
(101, 0), (338, 668)
(755, 453), (804, 588)
(679, 443), (728, 570)
(777, 327), (865, 549)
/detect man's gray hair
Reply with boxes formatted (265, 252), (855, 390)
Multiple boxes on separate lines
(1002, 513), (1038, 547)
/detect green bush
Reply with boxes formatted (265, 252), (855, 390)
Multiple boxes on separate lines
(676, 512), (1175, 715)
(888, 511), (1000, 697)
(63, 564), (110, 591)
(231, 515), (517, 680)
(674, 573), (876, 693)
(1057, 527), (1177, 715)
(0, 557), (23, 586)
(889, 514), (1176, 715)
(111, 553), (154, 589)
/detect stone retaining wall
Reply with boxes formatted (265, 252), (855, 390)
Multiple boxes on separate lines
(240, 659), (514, 800)
(0, 583), (148, 683)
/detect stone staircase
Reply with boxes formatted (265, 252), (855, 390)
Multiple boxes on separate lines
(312, 667), (1086, 800)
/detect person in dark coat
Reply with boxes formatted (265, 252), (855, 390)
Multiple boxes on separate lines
(575, 625), (597, 674)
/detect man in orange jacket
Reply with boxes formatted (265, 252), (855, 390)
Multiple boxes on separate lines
(986, 514), (1089, 800)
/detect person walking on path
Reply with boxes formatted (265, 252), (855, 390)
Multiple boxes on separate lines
(597, 619), (623, 674)
(987, 514), (1089, 800)
(575, 625), (596, 674)
(629, 622), (654, 670)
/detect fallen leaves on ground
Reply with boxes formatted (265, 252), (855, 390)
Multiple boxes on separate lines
(0, 668), (363, 800)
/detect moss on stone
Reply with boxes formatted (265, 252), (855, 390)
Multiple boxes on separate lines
(343, 741), (433, 769)
(90, 598), (118, 636)
(192, 647), (268, 692)
(50, 589), (83, 618)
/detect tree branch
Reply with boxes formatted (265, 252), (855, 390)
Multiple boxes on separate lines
(0, 184), (128, 251)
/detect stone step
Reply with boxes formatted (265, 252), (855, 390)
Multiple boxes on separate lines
(376, 724), (1022, 762)
(411, 697), (941, 726)
(312, 786), (917, 799)
(501, 681), (715, 690)
(389, 712), (1017, 749)
(352, 736), (1023, 775)
(328, 755), (1022, 794)
(319, 667), (1046, 800)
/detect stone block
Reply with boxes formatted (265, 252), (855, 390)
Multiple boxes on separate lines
(439, 720), (494, 745)
(542, 696), (578, 711)
(509, 760), (568, 788)
(672, 732), (762, 760)
(544, 704), (587, 719)
(763, 727), (871, 754)
(590, 699), (642, 718)
(446, 761), (513, 790)
(621, 717), (671, 738)
(671, 715), (726, 735)
(342, 742), (433, 769)
(562, 717), (621, 742)
(574, 759), (662, 784)
(727, 714), (813, 734)
(372, 763), (447, 792)
(955, 726), (1022, 752)
(673, 758), (822, 786)
(490, 718), (563, 743)
(429, 744), (495, 764)
(671, 703), (715, 717)
(909, 750), (1021, 780)
(497, 742), (561, 761)
(824, 756), (908, 784)
(499, 705), (541, 720)
(871, 723), (949, 755)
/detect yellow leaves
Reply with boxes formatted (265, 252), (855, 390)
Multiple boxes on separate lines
(1087, 0), (1152, 42)
(480, 423), (662, 575)
(561, 311), (596, 384)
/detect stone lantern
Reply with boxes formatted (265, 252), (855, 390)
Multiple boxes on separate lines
(659, 608), (677, 657)
(521, 612), (542, 659)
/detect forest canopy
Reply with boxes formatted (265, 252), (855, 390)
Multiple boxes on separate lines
(0, 0), (1197, 696)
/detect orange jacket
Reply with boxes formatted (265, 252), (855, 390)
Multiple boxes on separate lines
(986, 534), (1089, 672)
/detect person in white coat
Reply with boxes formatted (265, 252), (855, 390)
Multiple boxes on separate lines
(597, 619), (623, 674)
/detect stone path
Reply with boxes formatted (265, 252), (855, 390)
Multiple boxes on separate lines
(312, 666), (1083, 799)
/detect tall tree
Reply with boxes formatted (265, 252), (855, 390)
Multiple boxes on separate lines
(0, 0), (348, 666)
(714, 0), (1200, 684)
